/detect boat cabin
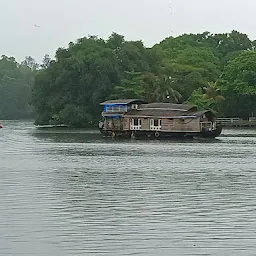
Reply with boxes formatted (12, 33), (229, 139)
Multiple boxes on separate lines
(100, 99), (145, 131)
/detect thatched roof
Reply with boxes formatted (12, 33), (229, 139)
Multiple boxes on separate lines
(100, 99), (214, 119)
(140, 103), (196, 112)
(125, 109), (212, 119)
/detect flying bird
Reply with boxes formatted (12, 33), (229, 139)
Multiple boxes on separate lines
(34, 24), (40, 28)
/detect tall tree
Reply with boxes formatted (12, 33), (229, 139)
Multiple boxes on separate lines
(41, 54), (51, 69)
(21, 56), (39, 71)
(202, 82), (225, 102)
(219, 51), (256, 117)
(0, 56), (35, 119)
(152, 75), (182, 103)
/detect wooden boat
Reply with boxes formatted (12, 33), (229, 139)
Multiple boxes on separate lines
(99, 99), (222, 139)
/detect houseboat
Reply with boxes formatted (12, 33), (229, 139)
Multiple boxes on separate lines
(99, 99), (222, 139)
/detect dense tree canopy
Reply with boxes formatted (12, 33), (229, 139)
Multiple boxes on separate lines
(0, 55), (36, 119)
(1, 30), (256, 125)
(31, 34), (160, 127)
(218, 51), (256, 117)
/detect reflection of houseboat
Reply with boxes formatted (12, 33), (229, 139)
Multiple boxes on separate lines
(99, 99), (222, 139)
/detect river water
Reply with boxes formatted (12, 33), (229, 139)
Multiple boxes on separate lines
(0, 121), (256, 256)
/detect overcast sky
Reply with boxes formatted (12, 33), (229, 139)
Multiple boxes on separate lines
(0, 0), (255, 62)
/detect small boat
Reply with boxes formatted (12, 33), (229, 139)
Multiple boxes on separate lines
(0, 123), (2, 129)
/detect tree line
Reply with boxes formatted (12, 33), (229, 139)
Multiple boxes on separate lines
(1, 30), (256, 126)
(0, 55), (50, 120)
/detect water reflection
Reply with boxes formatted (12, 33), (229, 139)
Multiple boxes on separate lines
(0, 122), (256, 256)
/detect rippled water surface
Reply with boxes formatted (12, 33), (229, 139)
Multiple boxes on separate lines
(0, 121), (256, 256)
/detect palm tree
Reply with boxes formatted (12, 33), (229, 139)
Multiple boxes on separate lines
(202, 82), (225, 102)
(152, 75), (182, 103)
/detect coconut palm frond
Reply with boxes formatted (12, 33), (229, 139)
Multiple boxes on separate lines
(215, 95), (225, 101)
(202, 81), (225, 102)
(202, 93), (210, 100)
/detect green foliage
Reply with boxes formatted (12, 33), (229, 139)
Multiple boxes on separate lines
(150, 75), (182, 103)
(205, 30), (252, 60)
(187, 81), (225, 112)
(110, 71), (145, 99)
(218, 51), (256, 117)
(111, 72), (182, 104)
(220, 51), (256, 95)
(161, 47), (221, 100)
(202, 82), (225, 101)
(187, 88), (214, 110)
(156, 30), (252, 71)
(29, 31), (256, 126)
(32, 35), (120, 127)
(0, 55), (36, 119)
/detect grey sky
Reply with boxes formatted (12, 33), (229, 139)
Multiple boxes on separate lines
(0, 0), (255, 62)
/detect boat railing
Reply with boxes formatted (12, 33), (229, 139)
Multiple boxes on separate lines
(249, 117), (256, 122)
(150, 126), (161, 131)
(130, 125), (141, 130)
(216, 118), (242, 124)
(200, 122), (213, 131)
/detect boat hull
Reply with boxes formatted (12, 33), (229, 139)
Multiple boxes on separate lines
(100, 126), (222, 139)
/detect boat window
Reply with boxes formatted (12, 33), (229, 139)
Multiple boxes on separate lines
(152, 119), (161, 126)
(105, 105), (127, 112)
(131, 119), (141, 130)
(133, 119), (139, 126)
(150, 119), (161, 130)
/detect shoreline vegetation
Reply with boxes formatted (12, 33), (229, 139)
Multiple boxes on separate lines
(1, 30), (256, 128)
